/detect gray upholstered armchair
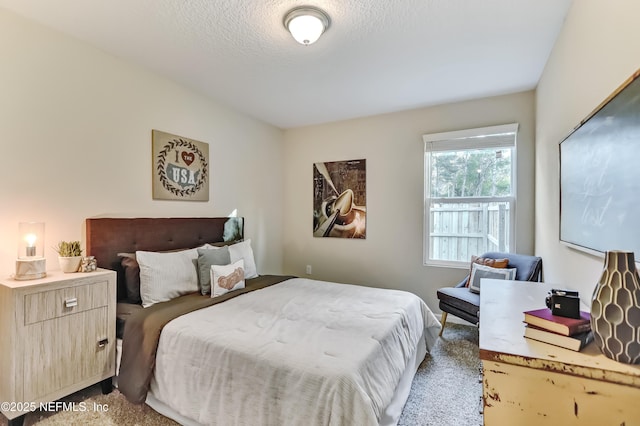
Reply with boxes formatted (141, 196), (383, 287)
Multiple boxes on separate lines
(436, 252), (543, 336)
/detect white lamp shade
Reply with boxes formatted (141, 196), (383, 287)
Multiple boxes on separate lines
(288, 15), (324, 45)
(284, 7), (330, 45)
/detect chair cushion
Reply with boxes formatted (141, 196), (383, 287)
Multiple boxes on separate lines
(438, 301), (479, 325)
(437, 286), (480, 317)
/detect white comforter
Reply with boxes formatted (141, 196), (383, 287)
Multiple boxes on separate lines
(150, 278), (440, 426)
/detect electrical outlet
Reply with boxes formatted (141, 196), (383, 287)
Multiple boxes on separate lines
(305, 265), (312, 275)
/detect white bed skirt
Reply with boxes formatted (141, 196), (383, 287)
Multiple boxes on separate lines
(116, 331), (427, 426)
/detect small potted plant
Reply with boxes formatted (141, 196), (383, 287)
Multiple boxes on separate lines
(54, 240), (83, 273)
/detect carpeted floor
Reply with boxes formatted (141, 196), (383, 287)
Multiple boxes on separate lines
(3, 324), (481, 426)
(398, 324), (482, 426)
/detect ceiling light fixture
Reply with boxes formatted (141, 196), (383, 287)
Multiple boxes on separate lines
(283, 6), (330, 46)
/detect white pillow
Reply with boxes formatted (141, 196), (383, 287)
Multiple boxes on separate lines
(228, 239), (258, 279)
(468, 263), (516, 294)
(137, 248), (199, 307)
(211, 259), (245, 297)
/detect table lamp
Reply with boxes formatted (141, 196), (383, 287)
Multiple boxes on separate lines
(15, 222), (46, 280)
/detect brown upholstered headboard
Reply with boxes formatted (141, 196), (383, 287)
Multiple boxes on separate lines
(85, 217), (244, 300)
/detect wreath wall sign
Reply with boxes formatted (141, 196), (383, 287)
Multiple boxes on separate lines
(152, 129), (209, 201)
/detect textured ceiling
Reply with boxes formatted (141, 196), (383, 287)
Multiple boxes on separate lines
(0, 0), (572, 128)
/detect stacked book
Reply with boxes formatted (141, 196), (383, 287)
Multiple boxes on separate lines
(523, 308), (593, 351)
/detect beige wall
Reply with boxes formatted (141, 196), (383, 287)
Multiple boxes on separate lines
(283, 92), (536, 311)
(0, 9), (285, 276)
(10, 0), (629, 313)
(535, 0), (640, 301)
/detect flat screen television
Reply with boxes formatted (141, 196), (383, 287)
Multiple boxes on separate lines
(560, 69), (640, 258)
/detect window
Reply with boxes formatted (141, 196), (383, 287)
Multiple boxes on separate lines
(423, 124), (517, 267)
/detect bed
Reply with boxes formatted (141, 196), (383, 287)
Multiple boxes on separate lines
(86, 217), (440, 426)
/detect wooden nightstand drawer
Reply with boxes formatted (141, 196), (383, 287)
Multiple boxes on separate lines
(23, 280), (109, 325)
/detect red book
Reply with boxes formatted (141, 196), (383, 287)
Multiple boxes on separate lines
(523, 308), (591, 336)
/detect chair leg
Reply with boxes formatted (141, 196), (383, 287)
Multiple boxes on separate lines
(439, 312), (448, 337)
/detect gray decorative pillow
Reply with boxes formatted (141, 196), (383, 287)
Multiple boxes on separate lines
(197, 246), (231, 295)
(468, 264), (516, 294)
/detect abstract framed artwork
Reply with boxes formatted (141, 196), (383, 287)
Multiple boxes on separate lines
(152, 130), (209, 201)
(313, 159), (366, 238)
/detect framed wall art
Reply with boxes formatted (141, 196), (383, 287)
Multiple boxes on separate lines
(559, 69), (640, 258)
(152, 130), (209, 201)
(313, 159), (366, 239)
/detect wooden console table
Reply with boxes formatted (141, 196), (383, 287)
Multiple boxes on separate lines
(479, 279), (640, 425)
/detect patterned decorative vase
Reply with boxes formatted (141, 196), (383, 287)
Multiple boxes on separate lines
(591, 251), (640, 364)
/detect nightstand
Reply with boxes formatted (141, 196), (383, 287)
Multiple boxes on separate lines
(0, 269), (116, 426)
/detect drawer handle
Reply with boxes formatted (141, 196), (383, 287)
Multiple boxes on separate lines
(97, 338), (109, 348)
(64, 298), (78, 308)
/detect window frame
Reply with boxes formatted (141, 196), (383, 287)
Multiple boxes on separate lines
(423, 123), (518, 268)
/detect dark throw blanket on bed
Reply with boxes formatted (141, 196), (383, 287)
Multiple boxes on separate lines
(118, 275), (295, 404)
